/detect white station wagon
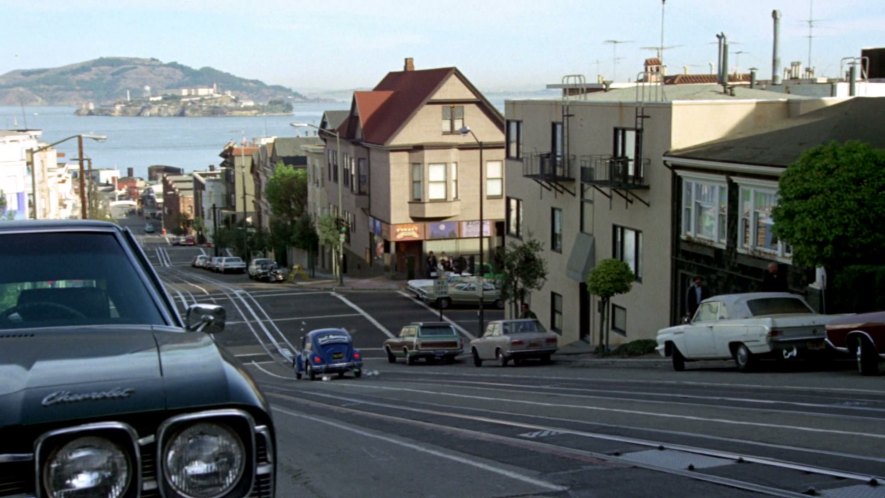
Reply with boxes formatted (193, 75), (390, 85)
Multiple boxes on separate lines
(656, 292), (832, 371)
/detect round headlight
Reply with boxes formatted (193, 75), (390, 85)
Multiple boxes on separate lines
(163, 422), (245, 498)
(43, 436), (131, 498)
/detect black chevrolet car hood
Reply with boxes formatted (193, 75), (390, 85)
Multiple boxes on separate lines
(0, 326), (265, 428)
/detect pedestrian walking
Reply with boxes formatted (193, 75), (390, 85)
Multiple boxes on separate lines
(685, 276), (707, 320)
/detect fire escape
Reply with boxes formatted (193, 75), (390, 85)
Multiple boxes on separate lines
(580, 76), (654, 208)
(521, 75), (586, 197)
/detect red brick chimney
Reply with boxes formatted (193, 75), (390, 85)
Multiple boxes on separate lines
(404, 57), (415, 71)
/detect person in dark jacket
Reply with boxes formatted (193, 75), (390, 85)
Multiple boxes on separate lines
(685, 276), (707, 319)
(761, 262), (788, 292)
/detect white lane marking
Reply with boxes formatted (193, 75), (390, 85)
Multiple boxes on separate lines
(332, 292), (394, 338)
(272, 406), (566, 492)
(225, 313), (362, 326)
(397, 290), (475, 340)
(251, 361), (292, 379)
(347, 383), (885, 441)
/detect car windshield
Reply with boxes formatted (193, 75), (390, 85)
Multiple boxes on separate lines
(0, 232), (166, 329)
(418, 326), (457, 337)
(747, 297), (814, 316)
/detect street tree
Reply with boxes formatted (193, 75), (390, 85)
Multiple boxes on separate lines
(497, 237), (548, 317)
(586, 259), (634, 351)
(265, 162), (309, 265)
(772, 141), (885, 269)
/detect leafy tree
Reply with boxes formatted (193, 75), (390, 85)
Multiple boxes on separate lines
(772, 141), (885, 269)
(265, 163), (308, 221)
(497, 237), (548, 317)
(586, 259), (635, 352)
(315, 214), (340, 251)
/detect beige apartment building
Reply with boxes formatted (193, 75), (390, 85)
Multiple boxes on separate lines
(504, 82), (833, 347)
(310, 59), (505, 278)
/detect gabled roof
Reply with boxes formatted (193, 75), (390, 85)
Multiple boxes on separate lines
(339, 66), (502, 145)
(665, 97), (885, 167)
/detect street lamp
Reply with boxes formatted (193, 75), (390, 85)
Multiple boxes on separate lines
(291, 121), (344, 286)
(459, 125), (485, 334)
(26, 133), (107, 219)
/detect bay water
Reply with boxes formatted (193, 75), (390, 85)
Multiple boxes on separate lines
(1, 91), (553, 180)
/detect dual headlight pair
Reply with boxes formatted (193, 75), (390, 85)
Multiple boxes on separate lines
(41, 420), (247, 498)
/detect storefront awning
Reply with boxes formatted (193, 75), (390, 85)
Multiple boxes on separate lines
(566, 232), (595, 282)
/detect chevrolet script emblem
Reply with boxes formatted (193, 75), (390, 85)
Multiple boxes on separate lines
(42, 388), (135, 407)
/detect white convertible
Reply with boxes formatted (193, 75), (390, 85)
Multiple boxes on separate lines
(656, 292), (831, 371)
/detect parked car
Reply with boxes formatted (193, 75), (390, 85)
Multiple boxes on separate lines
(216, 256), (246, 273)
(405, 272), (468, 299)
(826, 310), (885, 375)
(421, 280), (504, 309)
(656, 292), (831, 372)
(209, 256), (223, 271)
(191, 254), (210, 268)
(470, 319), (558, 367)
(248, 258), (276, 279)
(384, 322), (463, 364)
(0, 220), (276, 497)
(256, 263), (286, 283)
(295, 328), (363, 380)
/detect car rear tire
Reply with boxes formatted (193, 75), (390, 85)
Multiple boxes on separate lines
(493, 299), (505, 309)
(857, 339), (879, 376)
(386, 348), (396, 364)
(734, 344), (755, 372)
(472, 349), (483, 367)
(307, 364), (317, 381)
(671, 345), (686, 372)
(354, 369), (362, 378)
(496, 349), (509, 367)
(405, 349), (415, 366)
(295, 372), (302, 380)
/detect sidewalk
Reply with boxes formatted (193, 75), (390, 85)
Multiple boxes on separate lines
(289, 271), (405, 292)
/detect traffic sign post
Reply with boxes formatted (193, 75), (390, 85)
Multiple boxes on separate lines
(434, 273), (449, 320)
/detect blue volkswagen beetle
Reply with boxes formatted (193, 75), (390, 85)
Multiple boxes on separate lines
(296, 328), (363, 380)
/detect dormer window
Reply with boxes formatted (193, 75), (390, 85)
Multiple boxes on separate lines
(442, 105), (464, 133)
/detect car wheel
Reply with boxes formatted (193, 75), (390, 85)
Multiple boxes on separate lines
(493, 299), (505, 309)
(734, 344), (755, 372)
(496, 349), (509, 367)
(540, 354), (552, 364)
(307, 364), (317, 381)
(354, 369), (362, 378)
(857, 339), (880, 376)
(472, 349), (483, 367)
(295, 372), (302, 380)
(671, 345), (686, 372)
(439, 297), (451, 309)
(405, 349), (415, 366)
(386, 348), (396, 364)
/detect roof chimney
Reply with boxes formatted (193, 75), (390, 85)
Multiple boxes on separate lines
(772, 10), (782, 85)
(404, 57), (415, 71)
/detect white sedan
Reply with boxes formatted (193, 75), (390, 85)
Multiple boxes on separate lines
(656, 292), (831, 371)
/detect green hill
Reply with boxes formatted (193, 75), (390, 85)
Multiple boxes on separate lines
(0, 57), (307, 106)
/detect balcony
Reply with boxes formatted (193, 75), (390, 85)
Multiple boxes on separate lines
(409, 199), (460, 219)
(581, 155), (650, 189)
(581, 155), (650, 207)
(522, 153), (575, 196)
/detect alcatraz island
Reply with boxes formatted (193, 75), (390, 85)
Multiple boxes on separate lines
(76, 84), (294, 117)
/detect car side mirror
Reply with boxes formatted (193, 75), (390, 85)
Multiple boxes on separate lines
(185, 304), (226, 333)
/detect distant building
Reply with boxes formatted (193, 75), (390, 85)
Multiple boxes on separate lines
(309, 58), (505, 278)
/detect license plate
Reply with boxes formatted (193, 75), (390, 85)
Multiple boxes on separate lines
(806, 341), (825, 350)
(332, 352), (344, 360)
(529, 342), (540, 348)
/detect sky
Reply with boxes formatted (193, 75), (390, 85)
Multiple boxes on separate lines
(2, 0), (883, 96)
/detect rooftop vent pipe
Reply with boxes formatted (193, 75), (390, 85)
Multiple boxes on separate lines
(772, 10), (782, 85)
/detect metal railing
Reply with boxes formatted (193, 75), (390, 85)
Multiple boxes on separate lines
(581, 155), (650, 188)
(522, 152), (575, 181)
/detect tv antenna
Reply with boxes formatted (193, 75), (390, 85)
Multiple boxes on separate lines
(604, 39), (633, 81)
(803, 0), (820, 70)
